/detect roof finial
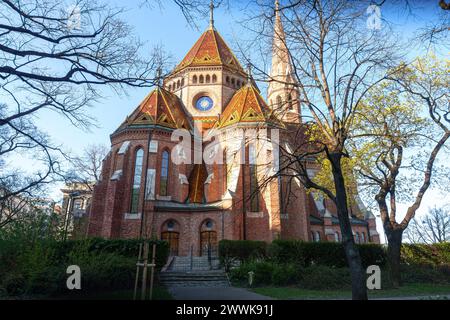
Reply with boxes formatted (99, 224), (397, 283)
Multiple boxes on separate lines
(246, 61), (252, 85)
(275, 0), (280, 12)
(209, 0), (215, 29)
(156, 67), (162, 88)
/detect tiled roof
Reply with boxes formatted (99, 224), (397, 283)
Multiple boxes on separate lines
(217, 84), (283, 128)
(117, 87), (191, 131)
(174, 28), (244, 73)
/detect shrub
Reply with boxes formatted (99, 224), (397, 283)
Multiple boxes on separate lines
(399, 263), (450, 285)
(228, 260), (275, 286)
(271, 263), (300, 286)
(299, 266), (352, 290)
(219, 240), (267, 271)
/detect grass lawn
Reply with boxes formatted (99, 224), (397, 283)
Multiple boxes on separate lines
(48, 286), (173, 300)
(252, 283), (450, 300)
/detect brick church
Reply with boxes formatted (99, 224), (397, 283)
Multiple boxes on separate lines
(87, 1), (380, 256)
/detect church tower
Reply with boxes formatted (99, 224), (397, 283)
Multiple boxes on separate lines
(267, 0), (301, 123)
(163, 1), (247, 132)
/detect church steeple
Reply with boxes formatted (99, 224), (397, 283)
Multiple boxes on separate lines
(267, 0), (301, 123)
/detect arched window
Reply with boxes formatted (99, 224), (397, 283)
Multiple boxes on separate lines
(130, 148), (144, 213)
(361, 232), (365, 243)
(193, 75), (198, 84)
(276, 95), (282, 110)
(199, 75), (204, 84)
(236, 80), (240, 87)
(226, 76), (230, 84)
(334, 232), (340, 242)
(231, 78), (235, 86)
(159, 150), (169, 196)
(181, 78), (185, 87)
(168, 84), (171, 91)
(314, 231), (321, 242)
(311, 232), (314, 241)
(355, 232), (360, 244)
(177, 80), (181, 88)
(212, 74), (217, 83)
(206, 75), (211, 83)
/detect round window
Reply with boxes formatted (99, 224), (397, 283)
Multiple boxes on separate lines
(205, 220), (213, 229)
(167, 220), (175, 231)
(195, 96), (214, 111)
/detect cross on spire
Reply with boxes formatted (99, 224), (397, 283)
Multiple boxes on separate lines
(209, 0), (215, 29)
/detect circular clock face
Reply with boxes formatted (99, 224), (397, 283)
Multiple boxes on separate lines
(195, 96), (214, 111)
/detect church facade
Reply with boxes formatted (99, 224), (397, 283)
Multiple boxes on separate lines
(86, 3), (380, 256)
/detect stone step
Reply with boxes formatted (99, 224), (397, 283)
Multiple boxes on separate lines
(160, 275), (228, 281)
(168, 256), (221, 272)
(163, 281), (230, 287)
(160, 267), (230, 288)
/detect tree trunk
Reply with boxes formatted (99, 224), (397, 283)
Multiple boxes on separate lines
(329, 152), (368, 300)
(386, 228), (403, 288)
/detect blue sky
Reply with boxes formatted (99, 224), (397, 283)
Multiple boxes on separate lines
(15, 0), (448, 242)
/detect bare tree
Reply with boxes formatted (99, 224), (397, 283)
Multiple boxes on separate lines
(66, 144), (109, 190)
(0, 0), (172, 207)
(241, 0), (401, 299)
(405, 207), (450, 244)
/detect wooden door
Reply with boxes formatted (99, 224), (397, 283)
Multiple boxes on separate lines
(200, 231), (217, 256)
(161, 231), (179, 256)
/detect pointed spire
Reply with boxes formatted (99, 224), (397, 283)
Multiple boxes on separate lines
(209, 0), (215, 29)
(267, 0), (301, 123)
(246, 61), (252, 85)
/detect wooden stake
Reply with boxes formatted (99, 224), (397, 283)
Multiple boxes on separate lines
(149, 243), (156, 300)
(141, 241), (149, 300)
(133, 242), (143, 300)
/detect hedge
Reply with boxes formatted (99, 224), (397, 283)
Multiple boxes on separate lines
(219, 240), (267, 271)
(226, 239), (387, 268)
(401, 243), (450, 265)
(0, 238), (169, 297)
(220, 239), (450, 269)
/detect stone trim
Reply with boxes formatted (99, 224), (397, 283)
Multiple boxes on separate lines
(149, 140), (158, 153)
(246, 211), (264, 218)
(156, 195), (172, 201)
(111, 170), (123, 181)
(124, 212), (141, 220)
(118, 141), (130, 154)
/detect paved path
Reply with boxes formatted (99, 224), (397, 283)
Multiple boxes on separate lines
(168, 286), (274, 300)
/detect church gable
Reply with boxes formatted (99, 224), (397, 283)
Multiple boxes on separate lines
(218, 85), (282, 128)
(118, 88), (192, 131)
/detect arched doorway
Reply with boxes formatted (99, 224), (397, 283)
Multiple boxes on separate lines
(200, 219), (217, 256)
(161, 219), (180, 256)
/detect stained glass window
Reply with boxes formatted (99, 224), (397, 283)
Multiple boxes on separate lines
(160, 150), (169, 196)
(130, 148), (144, 213)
